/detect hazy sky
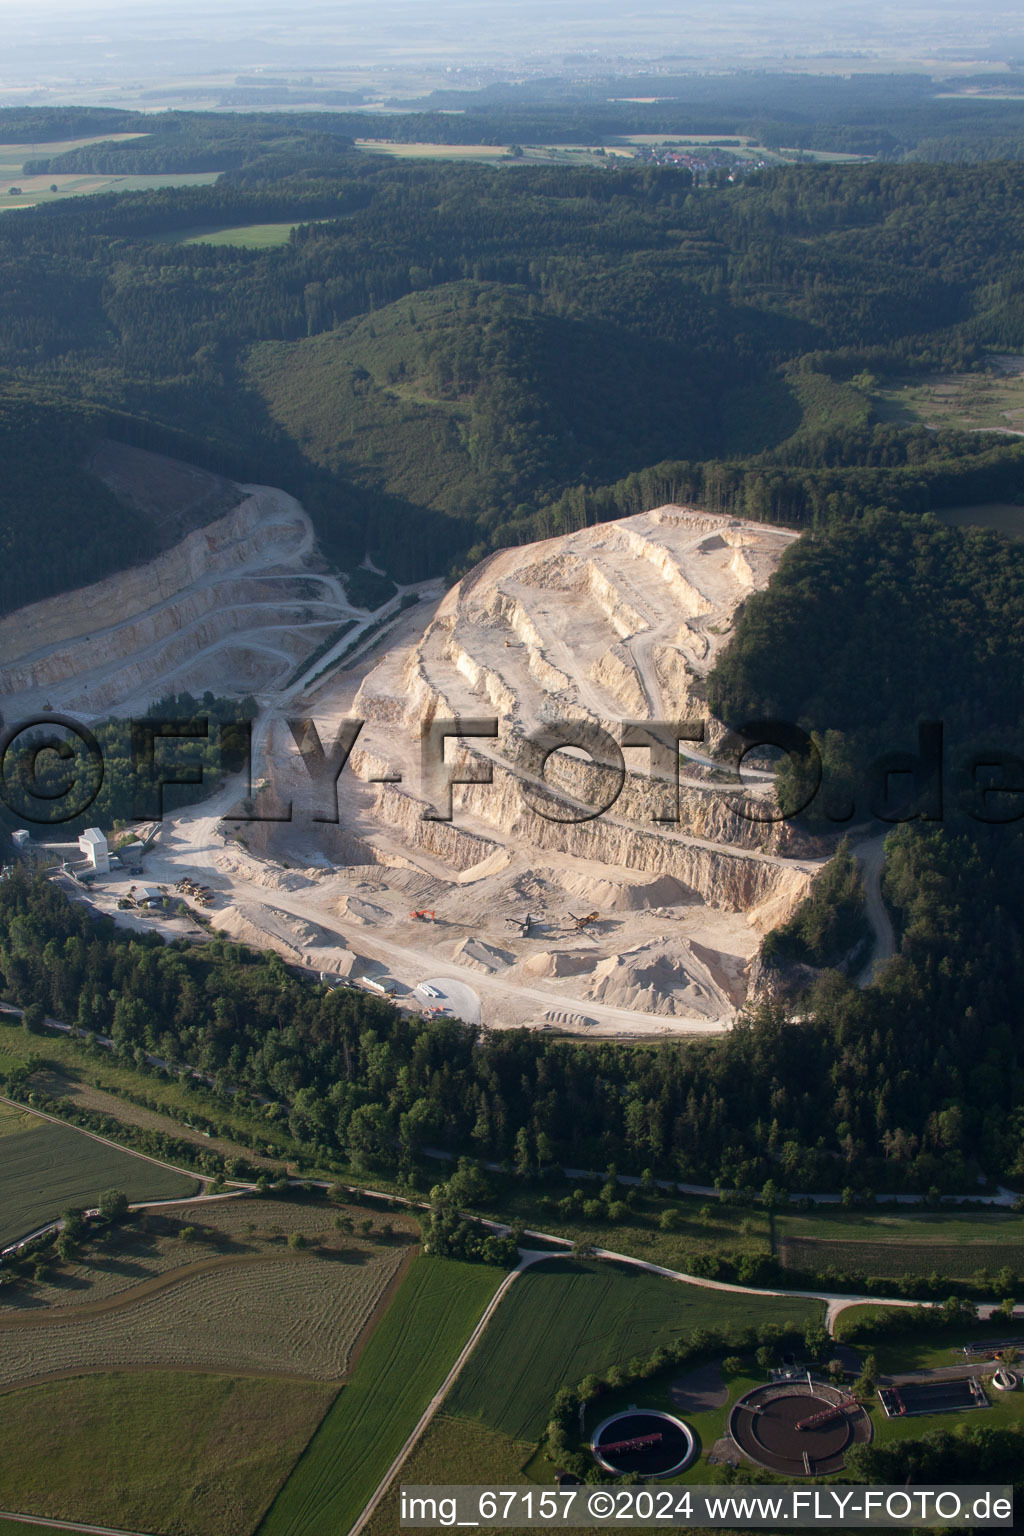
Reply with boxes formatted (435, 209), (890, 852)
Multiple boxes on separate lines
(3, 0), (1024, 92)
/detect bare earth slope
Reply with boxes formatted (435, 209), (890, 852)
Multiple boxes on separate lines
(0, 480), (358, 720)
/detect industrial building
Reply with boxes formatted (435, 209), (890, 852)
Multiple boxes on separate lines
(78, 828), (109, 874)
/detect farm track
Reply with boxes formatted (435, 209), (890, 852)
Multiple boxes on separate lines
(0, 1513), (151, 1535)
(345, 1256), (535, 1536)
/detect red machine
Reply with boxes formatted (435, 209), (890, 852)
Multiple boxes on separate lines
(796, 1397), (858, 1431)
(598, 1432), (663, 1455)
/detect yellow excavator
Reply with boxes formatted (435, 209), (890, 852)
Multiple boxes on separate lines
(569, 911), (599, 930)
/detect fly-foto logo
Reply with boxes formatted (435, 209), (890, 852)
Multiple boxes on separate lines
(1, 714), (1022, 828)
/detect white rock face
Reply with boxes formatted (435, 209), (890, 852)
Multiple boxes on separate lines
(6, 485), (825, 1034)
(0, 484), (357, 720)
(294, 504), (826, 1027)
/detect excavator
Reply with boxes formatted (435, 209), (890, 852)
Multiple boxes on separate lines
(409, 909), (436, 921)
(569, 911), (600, 930)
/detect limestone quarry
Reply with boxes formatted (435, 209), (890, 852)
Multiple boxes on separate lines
(2, 466), (826, 1035)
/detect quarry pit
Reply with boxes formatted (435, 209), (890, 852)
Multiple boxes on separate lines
(2, 466), (825, 1035)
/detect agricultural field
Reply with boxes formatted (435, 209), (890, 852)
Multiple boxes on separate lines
(26, 1063), (286, 1173)
(355, 140), (514, 161)
(9, 1194), (417, 1311)
(0, 1115), (198, 1248)
(0, 132), (146, 178)
(0, 1197), (415, 1388)
(0, 1371), (334, 1536)
(353, 140), (617, 166)
(776, 1208), (1024, 1280)
(780, 1236), (1024, 1279)
(260, 1255), (503, 1536)
(0, 1098), (39, 1138)
(446, 1257), (823, 1443)
(0, 133), (219, 210)
(0, 1015), (297, 1161)
(181, 222), (305, 248)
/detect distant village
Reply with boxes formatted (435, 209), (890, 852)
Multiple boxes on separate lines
(631, 141), (771, 181)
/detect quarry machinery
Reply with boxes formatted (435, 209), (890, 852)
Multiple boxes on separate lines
(569, 911), (600, 930)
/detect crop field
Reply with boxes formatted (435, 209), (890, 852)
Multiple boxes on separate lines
(259, 1255), (502, 1536)
(0, 1212), (412, 1388)
(0, 1116), (197, 1248)
(0, 1371), (334, 1536)
(776, 1208), (1024, 1280)
(0, 1016), (296, 1159)
(0, 132), (146, 177)
(355, 140), (515, 161)
(780, 1235), (1024, 1279)
(0, 134), (218, 210)
(175, 222), (306, 248)
(446, 1258), (823, 1443)
(0, 1099), (39, 1138)
(365, 1414), (530, 1536)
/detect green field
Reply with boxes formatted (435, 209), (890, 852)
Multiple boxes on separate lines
(365, 1414), (530, 1536)
(446, 1257), (823, 1443)
(258, 1255), (502, 1536)
(832, 1306), (1024, 1371)
(0, 1099), (38, 1138)
(180, 222), (307, 248)
(0, 1015), (298, 1160)
(355, 139), (514, 161)
(0, 132), (219, 211)
(0, 1372), (333, 1536)
(0, 1117), (197, 1247)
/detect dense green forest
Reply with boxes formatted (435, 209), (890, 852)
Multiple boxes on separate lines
(0, 860), (1020, 1196)
(5, 106), (1024, 609)
(708, 512), (1024, 825)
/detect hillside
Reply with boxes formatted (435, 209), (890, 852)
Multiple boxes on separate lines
(245, 282), (719, 524)
(4, 147), (1024, 608)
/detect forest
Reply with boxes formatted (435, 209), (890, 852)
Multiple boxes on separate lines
(4, 112), (1024, 607)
